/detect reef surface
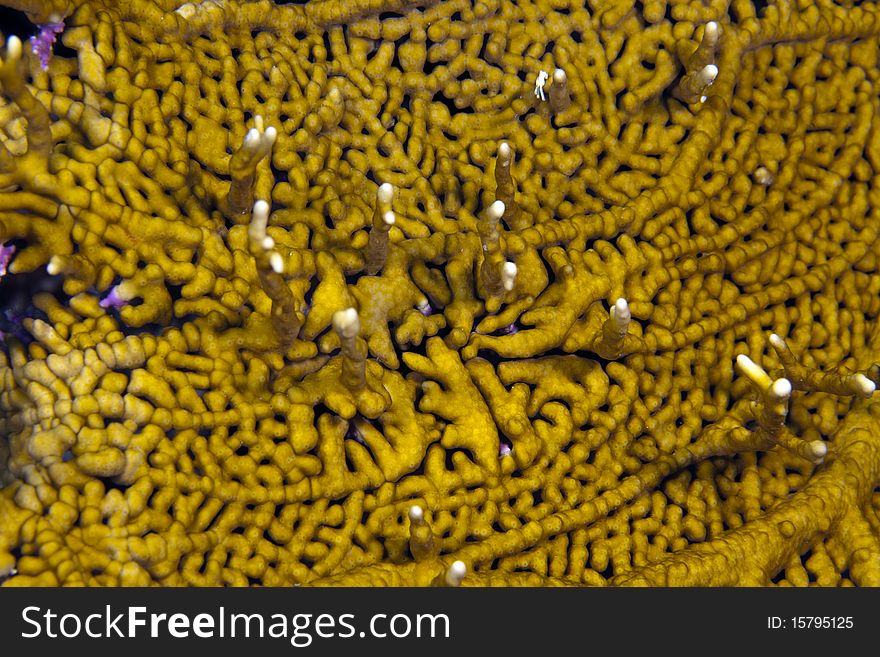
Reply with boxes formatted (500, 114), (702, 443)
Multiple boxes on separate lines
(1, 0), (880, 586)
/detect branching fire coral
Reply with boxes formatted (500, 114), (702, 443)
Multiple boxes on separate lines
(1, 0), (880, 587)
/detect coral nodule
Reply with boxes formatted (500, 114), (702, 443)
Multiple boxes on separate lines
(1, 0), (880, 588)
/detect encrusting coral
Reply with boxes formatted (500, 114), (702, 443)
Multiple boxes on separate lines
(1, 0), (880, 587)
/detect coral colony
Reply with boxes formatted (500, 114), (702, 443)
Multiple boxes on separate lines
(1, 0), (880, 587)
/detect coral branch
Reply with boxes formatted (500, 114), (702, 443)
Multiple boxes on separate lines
(478, 200), (516, 312)
(248, 199), (301, 349)
(332, 307), (367, 391)
(673, 22), (721, 104)
(674, 64), (717, 104)
(407, 505), (436, 561)
(548, 68), (571, 113)
(592, 298), (632, 359)
(688, 21), (719, 72)
(769, 333), (876, 397)
(364, 182), (395, 275)
(737, 353), (826, 464)
(228, 116), (277, 216)
(493, 142), (527, 230)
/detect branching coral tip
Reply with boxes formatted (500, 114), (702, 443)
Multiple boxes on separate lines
(498, 141), (512, 163)
(488, 199), (505, 221)
(549, 68), (572, 112)
(249, 199), (274, 251)
(501, 261), (517, 292)
(445, 561), (466, 587)
(377, 182), (394, 205)
(854, 373), (876, 396)
(698, 64), (719, 88)
(704, 21), (719, 41)
(269, 252), (284, 274)
(770, 377), (792, 401)
(46, 255), (63, 276)
(611, 298), (631, 333)
(736, 354), (770, 387)
(333, 307), (360, 339)
(5, 34), (22, 61)
(810, 441), (828, 460)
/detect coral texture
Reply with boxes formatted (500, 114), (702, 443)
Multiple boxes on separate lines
(1, 0), (880, 587)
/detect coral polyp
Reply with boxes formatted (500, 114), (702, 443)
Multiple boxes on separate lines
(1, 0), (880, 587)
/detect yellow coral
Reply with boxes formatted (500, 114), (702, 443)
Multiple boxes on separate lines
(1, 0), (880, 588)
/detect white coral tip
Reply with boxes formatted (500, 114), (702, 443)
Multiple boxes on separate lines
(698, 64), (718, 87)
(408, 506), (424, 522)
(736, 354), (770, 387)
(243, 128), (260, 148)
(377, 182), (394, 205)
(249, 200), (270, 244)
(704, 21), (718, 40)
(253, 199), (269, 215)
(502, 261), (517, 291)
(382, 210), (396, 226)
(264, 125), (277, 143)
(488, 200), (506, 221)
(553, 68), (566, 83)
(498, 141), (512, 162)
(47, 256), (63, 276)
(269, 252), (283, 274)
(445, 560), (466, 587)
(854, 373), (875, 396)
(7, 35), (22, 60)
(769, 333), (785, 350)
(810, 440), (827, 459)
(611, 297), (631, 325)
(332, 307), (360, 339)
(770, 378), (792, 401)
